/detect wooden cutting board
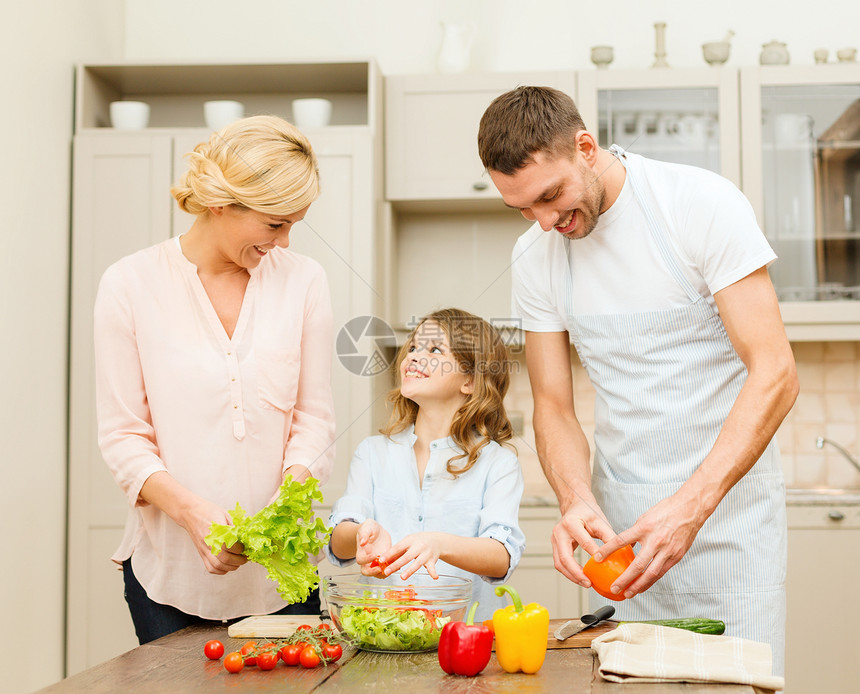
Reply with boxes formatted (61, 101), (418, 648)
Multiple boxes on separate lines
(227, 614), (322, 638)
(545, 619), (618, 648)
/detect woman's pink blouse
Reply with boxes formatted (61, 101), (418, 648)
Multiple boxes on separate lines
(94, 238), (335, 619)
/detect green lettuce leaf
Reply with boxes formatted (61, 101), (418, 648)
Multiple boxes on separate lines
(204, 476), (331, 603)
(340, 605), (450, 651)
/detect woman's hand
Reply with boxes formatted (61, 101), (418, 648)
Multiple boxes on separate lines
(381, 532), (444, 581)
(355, 520), (392, 576)
(178, 497), (249, 575)
(139, 471), (247, 574)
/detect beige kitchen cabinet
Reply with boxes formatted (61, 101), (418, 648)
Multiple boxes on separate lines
(384, 71), (574, 330)
(576, 67), (741, 185)
(66, 60), (385, 674)
(385, 71), (575, 202)
(741, 64), (860, 340)
(67, 132), (177, 671)
(785, 499), (860, 693)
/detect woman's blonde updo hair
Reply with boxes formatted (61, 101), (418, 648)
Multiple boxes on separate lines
(171, 115), (320, 216)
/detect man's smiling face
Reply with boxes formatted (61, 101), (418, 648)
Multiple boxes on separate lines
(490, 149), (606, 240)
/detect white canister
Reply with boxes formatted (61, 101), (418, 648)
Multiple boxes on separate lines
(436, 23), (475, 73)
(204, 100), (245, 131)
(109, 101), (150, 130)
(774, 113), (812, 145)
(291, 98), (333, 128)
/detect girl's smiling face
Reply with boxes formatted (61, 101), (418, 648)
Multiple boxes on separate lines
(400, 320), (473, 407)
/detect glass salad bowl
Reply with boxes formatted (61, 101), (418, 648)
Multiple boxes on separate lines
(321, 572), (471, 652)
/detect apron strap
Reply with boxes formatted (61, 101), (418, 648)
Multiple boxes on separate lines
(610, 146), (702, 304)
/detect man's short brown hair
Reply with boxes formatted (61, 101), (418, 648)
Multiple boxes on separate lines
(478, 86), (586, 175)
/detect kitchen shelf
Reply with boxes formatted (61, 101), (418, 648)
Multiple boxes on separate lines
(75, 60), (380, 132)
(779, 301), (860, 340)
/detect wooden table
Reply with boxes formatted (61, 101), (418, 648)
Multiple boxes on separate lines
(38, 624), (759, 693)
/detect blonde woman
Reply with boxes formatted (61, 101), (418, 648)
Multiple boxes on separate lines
(326, 308), (525, 621)
(94, 116), (336, 643)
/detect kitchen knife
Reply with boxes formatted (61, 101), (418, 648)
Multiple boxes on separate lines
(553, 605), (616, 641)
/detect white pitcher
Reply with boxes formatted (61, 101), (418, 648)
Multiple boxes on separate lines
(437, 23), (475, 73)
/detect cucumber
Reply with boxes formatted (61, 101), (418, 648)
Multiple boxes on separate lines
(621, 618), (726, 635)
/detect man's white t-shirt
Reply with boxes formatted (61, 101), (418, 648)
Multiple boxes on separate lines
(511, 152), (776, 330)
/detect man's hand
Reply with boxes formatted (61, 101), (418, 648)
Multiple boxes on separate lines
(593, 489), (705, 598)
(552, 498), (615, 588)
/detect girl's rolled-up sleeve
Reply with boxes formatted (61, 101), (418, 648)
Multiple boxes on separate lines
(478, 448), (526, 584)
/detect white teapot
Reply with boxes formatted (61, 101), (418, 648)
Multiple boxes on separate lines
(760, 41), (790, 65)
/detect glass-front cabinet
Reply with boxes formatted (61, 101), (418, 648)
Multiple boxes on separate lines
(577, 68), (740, 185)
(741, 65), (860, 339)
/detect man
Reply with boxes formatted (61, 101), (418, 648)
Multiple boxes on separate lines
(478, 86), (797, 673)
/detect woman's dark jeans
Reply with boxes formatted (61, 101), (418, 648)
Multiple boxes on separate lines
(122, 558), (321, 644)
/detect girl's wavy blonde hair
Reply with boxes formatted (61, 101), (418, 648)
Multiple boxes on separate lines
(382, 308), (515, 477)
(171, 114), (319, 216)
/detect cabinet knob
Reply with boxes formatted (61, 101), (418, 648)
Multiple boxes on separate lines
(827, 510), (846, 521)
(472, 181), (489, 191)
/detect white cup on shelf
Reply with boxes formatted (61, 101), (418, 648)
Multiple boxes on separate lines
(291, 98), (333, 128)
(109, 101), (150, 130)
(204, 100), (245, 131)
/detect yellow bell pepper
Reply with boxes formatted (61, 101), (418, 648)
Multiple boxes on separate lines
(492, 584), (550, 674)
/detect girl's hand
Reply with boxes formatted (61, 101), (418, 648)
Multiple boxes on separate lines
(383, 532), (443, 581)
(355, 520), (391, 576)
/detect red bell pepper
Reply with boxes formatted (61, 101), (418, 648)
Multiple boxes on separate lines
(437, 602), (493, 677)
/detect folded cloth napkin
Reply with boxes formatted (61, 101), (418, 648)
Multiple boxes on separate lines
(591, 623), (784, 692)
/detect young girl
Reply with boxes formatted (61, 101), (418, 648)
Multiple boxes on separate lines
(326, 308), (525, 621)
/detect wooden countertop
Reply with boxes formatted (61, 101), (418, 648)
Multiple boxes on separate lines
(37, 624), (760, 693)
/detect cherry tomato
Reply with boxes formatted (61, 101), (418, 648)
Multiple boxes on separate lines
(296, 624), (314, 632)
(321, 642), (343, 663)
(203, 639), (224, 660)
(583, 544), (636, 601)
(384, 588), (418, 602)
(279, 643), (302, 666)
(299, 645), (321, 668)
(369, 555), (390, 571)
(316, 623), (332, 632)
(223, 652), (244, 674)
(240, 640), (258, 666)
(257, 651), (278, 670)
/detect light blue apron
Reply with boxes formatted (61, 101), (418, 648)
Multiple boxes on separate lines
(565, 145), (786, 674)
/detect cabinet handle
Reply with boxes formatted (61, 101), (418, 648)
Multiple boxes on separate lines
(827, 510), (846, 521)
(472, 181), (489, 191)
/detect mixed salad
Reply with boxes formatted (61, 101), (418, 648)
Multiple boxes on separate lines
(338, 588), (452, 651)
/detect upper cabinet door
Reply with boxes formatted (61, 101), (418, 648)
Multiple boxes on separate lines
(576, 68), (741, 187)
(740, 65), (860, 338)
(385, 72), (576, 202)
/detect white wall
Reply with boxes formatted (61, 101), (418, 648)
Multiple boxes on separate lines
(124, 0), (860, 74)
(0, 2), (123, 692)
